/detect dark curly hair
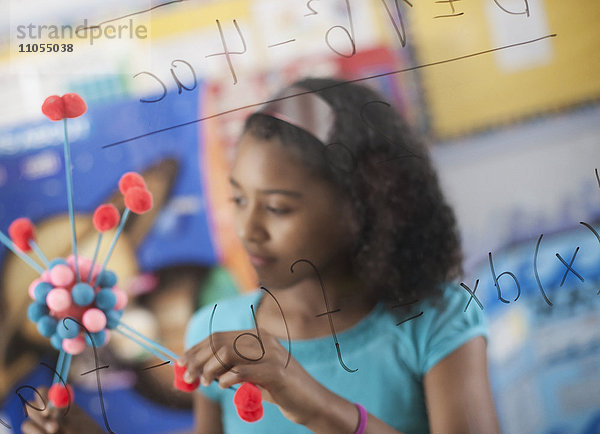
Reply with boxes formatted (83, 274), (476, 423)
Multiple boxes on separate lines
(243, 78), (462, 305)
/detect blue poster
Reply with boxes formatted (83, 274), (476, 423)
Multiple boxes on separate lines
(470, 224), (600, 434)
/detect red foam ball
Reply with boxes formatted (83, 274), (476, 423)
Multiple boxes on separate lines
(41, 95), (65, 121)
(234, 382), (263, 422)
(8, 218), (35, 252)
(93, 204), (120, 232)
(237, 405), (264, 423)
(41, 93), (86, 121)
(124, 187), (153, 214)
(48, 383), (74, 408)
(233, 382), (262, 411)
(173, 362), (200, 392)
(118, 172), (146, 195)
(62, 93), (87, 118)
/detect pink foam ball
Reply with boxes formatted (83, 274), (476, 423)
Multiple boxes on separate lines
(77, 257), (93, 281)
(41, 270), (52, 282)
(50, 264), (74, 287)
(66, 255), (75, 267)
(82, 308), (107, 333)
(113, 287), (128, 310)
(29, 278), (43, 300)
(62, 335), (85, 354)
(91, 263), (102, 281)
(46, 288), (72, 312)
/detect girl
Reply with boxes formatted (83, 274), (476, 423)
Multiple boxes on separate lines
(179, 78), (501, 433)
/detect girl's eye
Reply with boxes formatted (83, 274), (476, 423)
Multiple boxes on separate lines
(230, 196), (245, 206)
(266, 206), (290, 215)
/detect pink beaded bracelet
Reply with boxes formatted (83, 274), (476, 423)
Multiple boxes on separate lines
(355, 403), (368, 434)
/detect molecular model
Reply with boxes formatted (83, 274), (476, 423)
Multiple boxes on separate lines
(0, 93), (262, 423)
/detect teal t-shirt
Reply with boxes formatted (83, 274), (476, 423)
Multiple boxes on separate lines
(184, 284), (487, 433)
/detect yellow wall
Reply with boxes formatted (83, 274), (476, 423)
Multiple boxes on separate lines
(148, 0), (250, 39)
(409, 0), (600, 138)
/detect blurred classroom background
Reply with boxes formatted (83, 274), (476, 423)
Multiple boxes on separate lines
(0, 0), (599, 432)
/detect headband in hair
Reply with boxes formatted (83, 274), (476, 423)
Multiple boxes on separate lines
(256, 86), (335, 145)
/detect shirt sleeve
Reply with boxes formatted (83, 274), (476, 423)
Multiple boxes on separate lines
(184, 306), (223, 402)
(414, 283), (488, 374)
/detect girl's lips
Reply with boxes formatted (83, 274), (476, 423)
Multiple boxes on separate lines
(248, 254), (276, 267)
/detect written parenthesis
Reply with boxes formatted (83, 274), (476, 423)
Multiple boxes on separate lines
(133, 71), (167, 103)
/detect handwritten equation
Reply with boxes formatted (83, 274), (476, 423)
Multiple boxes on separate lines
(104, 32), (556, 149)
(127, 0), (534, 101)
(460, 171), (600, 313)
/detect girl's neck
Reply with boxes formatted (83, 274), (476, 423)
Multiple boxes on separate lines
(256, 272), (376, 340)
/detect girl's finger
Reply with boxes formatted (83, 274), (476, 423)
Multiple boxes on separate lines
(43, 418), (59, 433)
(180, 345), (213, 381)
(181, 332), (234, 380)
(201, 346), (237, 385)
(25, 402), (49, 425)
(26, 387), (62, 433)
(217, 369), (244, 390)
(177, 343), (198, 367)
(21, 420), (47, 434)
(179, 332), (226, 366)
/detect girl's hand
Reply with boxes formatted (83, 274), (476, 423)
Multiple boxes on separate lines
(178, 329), (333, 427)
(20, 387), (104, 434)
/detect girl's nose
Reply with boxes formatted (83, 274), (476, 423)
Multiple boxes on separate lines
(236, 205), (268, 244)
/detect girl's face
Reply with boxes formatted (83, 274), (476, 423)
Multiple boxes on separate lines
(229, 132), (355, 290)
